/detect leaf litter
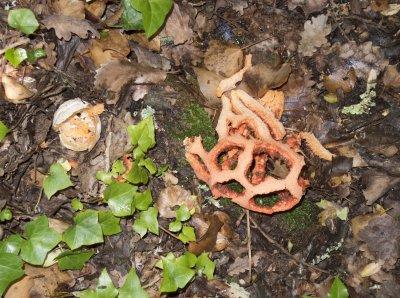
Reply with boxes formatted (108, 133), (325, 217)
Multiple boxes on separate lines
(1, 0), (400, 297)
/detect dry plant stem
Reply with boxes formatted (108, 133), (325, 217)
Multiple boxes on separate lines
(159, 225), (180, 240)
(0, 37), (30, 55)
(249, 216), (330, 274)
(246, 210), (252, 282)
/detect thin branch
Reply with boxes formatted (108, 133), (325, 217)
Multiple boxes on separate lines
(249, 215), (330, 274)
(159, 225), (180, 240)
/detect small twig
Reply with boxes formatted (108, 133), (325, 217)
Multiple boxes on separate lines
(0, 37), (30, 55)
(249, 216), (330, 274)
(34, 187), (43, 212)
(159, 225), (180, 240)
(246, 210), (252, 282)
(235, 211), (246, 227)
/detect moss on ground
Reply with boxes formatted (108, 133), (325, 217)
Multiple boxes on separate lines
(168, 103), (217, 151)
(254, 194), (280, 207)
(278, 200), (316, 231)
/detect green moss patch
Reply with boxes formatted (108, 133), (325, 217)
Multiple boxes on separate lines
(278, 200), (316, 231)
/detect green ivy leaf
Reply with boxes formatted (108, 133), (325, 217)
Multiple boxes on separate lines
(0, 208), (12, 222)
(104, 182), (137, 217)
(121, 0), (144, 31)
(132, 0), (173, 38)
(133, 207), (159, 237)
(133, 189), (153, 211)
(119, 268), (150, 298)
(74, 268), (118, 298)
(96, 160), (126, 185)
(0, 121), (10, 142)
(138, 158), (157, 175)
(196, 253), (215, 280)
(63, 210), (104, 250)
(96, 170), (114, 185)
(127, 116), (155, 154)
(8, 8), (39, 35)
(178, 225), (196, 244)
(175, 205), (191, 222)
(168, 220), (182, 232)
(160, 255), (195, 293)
(71, 198), (84, 211)
(0, 234), (24, 255)
(43, 163), (73, 199)
(0, 253), (25, 297)
(112, 160), (125, 175)
(4, 48), (27, 68)
(57, 250), (94, 270)
(327, 277), (349, 298)
(20, 215), (62, 265)
(26, 48), (46, 63)
(125, 161), (149, 185)
(98, 210), (122, 236)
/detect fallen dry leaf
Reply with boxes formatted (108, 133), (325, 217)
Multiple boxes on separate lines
(316, 199), (348, 226)
(52, 0), (85, 19)
(161, 3), (193, 45)
(161, 43), (203, 66)
(89, 30), (130, 67)
(94, 59), (166, 104)
(288, 0), (328, 15)
(5, 264), (73, 298)
(85, 0), (107, 19)
(362, 170), (400, 205)
(132, 45), (171, 70)
(298, 14), (331, 57)
(324, 68), (357, 94)
(188, 214), (223, 256)
(1, 74), (34, 104)
(383, 64), (400, 88)
(189, 211), (232, 254)
(243, 63), (291, 97)
(127, 33), (161, 52)
(204, 41), (244, 77)
(156, 185), (199, 218)
(42, 15), (100, 41)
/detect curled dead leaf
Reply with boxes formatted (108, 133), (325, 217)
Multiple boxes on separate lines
(194, 67), (224, 106)
(85, 0), (107, 19)
(298, 14), (331, 57)
(42, 15), (99, 41)
(243, 63), (291, 98)
(1, 75), (34, 104)
(94, 59), (166, 104)
(189, 211), (232, 255)
(324, 68), (357, 94)
(161, 3), (193, 45)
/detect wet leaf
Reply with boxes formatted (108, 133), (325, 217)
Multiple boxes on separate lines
(0, 121), (10, 142)
(104, 182), (137, 217)
(119, 268), (149, 298)
(63, 210), (103, 250)
(0, 234), (24, 255)
(196, 253), (215, 280)
(327, 277), (349, 298)
(75, 268), (118, 298)
(26, 48), (46, 63)
(168, 220), (182, 232)
(176, 205), (191, 222)
(43, 163), (73, 199)
(98, 210), (122, 236)
(20, 215), (62, 265)
(57, 250), (94, 270)
(138, 158), (157, 175)
(132, 0), (173, 38)
(8, 8), (39, 35)
(125, 161), (149, 185)
(0, 253), (25, 297)
(133, 207), (159, 237)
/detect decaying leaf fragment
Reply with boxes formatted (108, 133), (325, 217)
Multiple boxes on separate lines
(52, 0), (85, 19)
(316, 199), (348, 226)
(94, 59), (166, 104)
(298, 14), (331, 57)
(193, 67), (224, 105)
(204, 41), (244, 77)
(189, 211), (232, 255)
(42, 15), (99, 41)
(156, 185), (199, 219)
